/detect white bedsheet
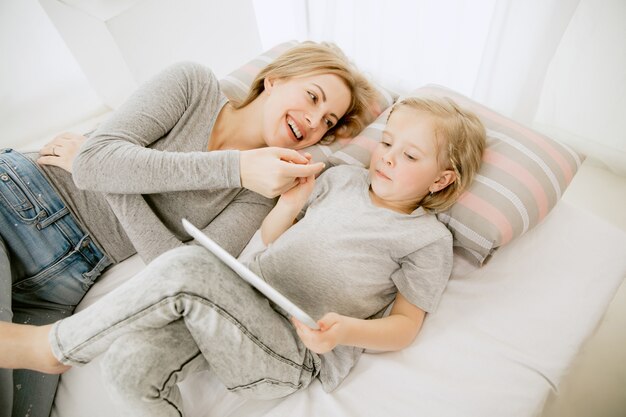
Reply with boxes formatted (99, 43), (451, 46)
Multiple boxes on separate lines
(52, 199), (626, 417)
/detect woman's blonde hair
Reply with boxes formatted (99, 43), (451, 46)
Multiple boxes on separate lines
(389, 97), (486, 213)
(236, 42), (379, 143)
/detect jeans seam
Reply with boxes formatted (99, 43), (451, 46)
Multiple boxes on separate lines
(159, 350), (202, 393)
(228, 377), (303, 392)
(62, 293), (315, 373)
(158, 350), (200, 417)
(162, 397), (183, 417)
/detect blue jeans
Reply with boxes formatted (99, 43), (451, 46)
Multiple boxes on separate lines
(0, 149), (111, 417)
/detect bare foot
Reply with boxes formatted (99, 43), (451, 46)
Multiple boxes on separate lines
(0, 322), (71, 374)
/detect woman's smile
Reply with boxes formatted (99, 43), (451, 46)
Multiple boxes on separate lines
(287, 116), (303, 141)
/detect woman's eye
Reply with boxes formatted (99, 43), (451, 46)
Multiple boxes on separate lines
(324, 118), (333, 128)
(308, 91), (318, 103)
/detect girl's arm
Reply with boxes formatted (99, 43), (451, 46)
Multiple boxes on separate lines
(260, 172), (316, 245)
(292, 292), (425, 354)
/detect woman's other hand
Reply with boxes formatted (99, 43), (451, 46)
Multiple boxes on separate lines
(240, 147), (325, 198)
(37, 132), (87, 173)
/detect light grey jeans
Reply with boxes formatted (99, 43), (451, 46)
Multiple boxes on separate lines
(49, 246), (320, 417)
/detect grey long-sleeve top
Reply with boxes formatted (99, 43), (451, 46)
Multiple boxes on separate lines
(40, 62), (274, 263)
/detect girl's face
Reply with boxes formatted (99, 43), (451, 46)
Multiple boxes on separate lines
(369, 106), (455, 213)
(262, 73), (351, 149)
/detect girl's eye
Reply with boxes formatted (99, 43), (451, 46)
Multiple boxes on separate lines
(381, 141), (391, 147)
(404, 153), (417, 161)
(308, 91), (318, 103)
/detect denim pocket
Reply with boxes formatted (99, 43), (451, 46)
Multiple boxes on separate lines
(0, 161), (38, 222)
(13, 249), (96, 307)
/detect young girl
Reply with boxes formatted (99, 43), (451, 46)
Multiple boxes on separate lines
(0, 42), (377, 417)
(0, 97), (486, 416)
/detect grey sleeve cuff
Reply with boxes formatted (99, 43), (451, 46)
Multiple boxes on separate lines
(224, 149), (241, 188)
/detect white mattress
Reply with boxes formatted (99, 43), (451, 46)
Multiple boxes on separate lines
(51, 199), (626, 417)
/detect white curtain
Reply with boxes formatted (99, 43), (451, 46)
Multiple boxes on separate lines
(301, 0), (626, 175)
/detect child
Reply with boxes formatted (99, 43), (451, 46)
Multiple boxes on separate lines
(0, 97), (486, 416)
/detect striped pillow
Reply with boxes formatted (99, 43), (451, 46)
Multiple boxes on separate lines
(329, 85), (584, 265)
(219, 41), (396, 164)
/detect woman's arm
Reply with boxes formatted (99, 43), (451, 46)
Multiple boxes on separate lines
(71, 62), (242, 194)
(106, 189), (274, 263)
(68, 62), (324, 197)
(104, 193), (184, 263)
(292, 292), (425, 354)
(198, 190), (275, 257)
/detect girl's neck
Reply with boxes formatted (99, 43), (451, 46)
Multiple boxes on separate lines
(208, 98), (267, 151)
(368, 188), (419, 215)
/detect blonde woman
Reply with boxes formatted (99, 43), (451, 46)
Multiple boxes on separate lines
(0, 42), (377, 417)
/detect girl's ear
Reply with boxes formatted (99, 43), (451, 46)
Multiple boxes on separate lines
(429, 170), (456, 193)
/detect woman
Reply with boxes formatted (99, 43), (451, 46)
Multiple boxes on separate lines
(0, 41), (377, 417)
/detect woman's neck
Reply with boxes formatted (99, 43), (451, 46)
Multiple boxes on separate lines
(208, 98), (267, 151)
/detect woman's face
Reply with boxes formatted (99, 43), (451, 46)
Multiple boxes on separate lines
(262, 73), (352, 149)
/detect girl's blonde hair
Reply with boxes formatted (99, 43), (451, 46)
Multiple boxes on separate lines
(236, 42), (379, 143)
(389, 97), (486, 213)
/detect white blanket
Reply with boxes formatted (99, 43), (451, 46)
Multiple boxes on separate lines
(52, 199), (626, 417)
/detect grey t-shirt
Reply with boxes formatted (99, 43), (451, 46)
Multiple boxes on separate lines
(250, 165), (453, 391)
(34, 62), (274, 263)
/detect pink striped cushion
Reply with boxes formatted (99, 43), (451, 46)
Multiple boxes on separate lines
(219, 41), (396, 164)
(329, 85), (584, 265)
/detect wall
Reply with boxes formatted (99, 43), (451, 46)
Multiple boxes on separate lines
(534, 0), (626, 175)
(1, 0), (263, 150)
(0, 0), (107, 149)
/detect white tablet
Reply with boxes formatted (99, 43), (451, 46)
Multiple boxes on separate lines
(182, 219), (319, 329)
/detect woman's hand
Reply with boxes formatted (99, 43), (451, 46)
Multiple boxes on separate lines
(240, 147), (325, 198)
(37, 132), (87, 173)
(292, 313), (346, 354)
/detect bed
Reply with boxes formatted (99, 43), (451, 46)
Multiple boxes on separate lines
(48, 42), (626, 417)
(51, 197), (626, 417)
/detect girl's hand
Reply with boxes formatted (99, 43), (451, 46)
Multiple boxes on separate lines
(240, 148), (324, 198)
(292, 313), (345, 354)
(277, 172), (316, 210)
(37, 132), (87, 173)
